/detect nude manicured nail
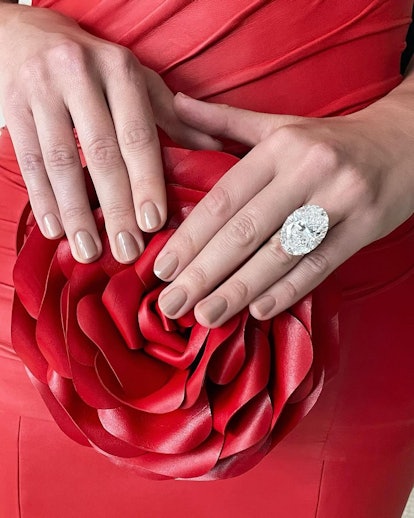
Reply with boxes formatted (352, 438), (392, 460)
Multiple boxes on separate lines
(75, 231), (99, 261)
(252, 295), (276, 317)
(198, 296), (228, 324)
(43, 213), (63, 239)
(116, 231), (141, 263)
(159, 288), (188, 316)
(141, 201), (161, 231)
(154, 252), (179, 279)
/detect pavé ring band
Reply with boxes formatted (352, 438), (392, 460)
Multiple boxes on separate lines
(280, 205), (329, 256)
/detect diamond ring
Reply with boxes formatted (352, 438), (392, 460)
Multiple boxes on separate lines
(280, 205), (329, 256)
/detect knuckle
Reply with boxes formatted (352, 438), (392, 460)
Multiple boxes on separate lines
(86, 136), (122, 169)
(228, 278), (249, 301)
(130, 173), (161, 193)
(106, 44), (132, 67)
(226, 213), (258, 248)
(186, 264), (209, 289)
(122, 120), (157, 150)
(302, 251), (329, 276)
(280, 279), (299, 302)
(61, 204), (90, 222)
(45, 144), (78, 172)
(343, 166), (376, 204)
(178, 230), (199, 257)
(267, 234), (295, 266)
(203, 186), (232, 218)
(101, 45), (139, 78)
(273, 124), (302, 144)
(305, 141), (340, 171)
(46, 41), (88, 75)
(19, 151), (44, 176)
(103, 201), (134, 221)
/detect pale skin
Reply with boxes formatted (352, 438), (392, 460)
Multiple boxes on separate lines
(0, 2), (220, 264)
(1, 2), (414, 326)
(154, 79), (414, 326)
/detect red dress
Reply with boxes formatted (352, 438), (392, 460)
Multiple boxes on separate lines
(1, 1), (414, 516)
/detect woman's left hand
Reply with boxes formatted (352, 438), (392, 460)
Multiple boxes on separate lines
(153, 90), (414, 327)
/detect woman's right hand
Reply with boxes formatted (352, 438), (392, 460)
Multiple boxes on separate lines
(0, 4), (220, 263)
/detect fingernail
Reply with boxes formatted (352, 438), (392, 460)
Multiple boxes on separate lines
(75, 231), (99, 261)
(154, 252), (179, 280)
(159, 288), (188, 316)
(43, 213), (63, 239)
(252, 295), (276, 317)
(141, 201), (161, 231)
(197, 296), (228, 324)
(116, 231), (141, 263)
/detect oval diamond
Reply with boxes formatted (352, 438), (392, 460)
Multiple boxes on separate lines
(280, 205), (329, 256)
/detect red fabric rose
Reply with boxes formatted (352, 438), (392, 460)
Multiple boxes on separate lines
(12, 148), (338, 480)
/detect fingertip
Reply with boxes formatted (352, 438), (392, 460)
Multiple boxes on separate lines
(140, 201), (163, 232)
(42, 213), (64, 240)
(73, 230), (102, 264)
(114, 231), (143, 264)
(249, 295), (277, 320)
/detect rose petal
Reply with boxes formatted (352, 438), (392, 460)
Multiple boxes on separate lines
(115, 432), (224, 480)
(95, 353), (188, 413)
(11, 297), (48, 383)
(103, 267), (146, 350)
(144, 323), (209, 369)
(35, 257), (71, 377)
(208, 310), (248, 385)
(183, 315), (240, 408)
(194, 436), (271, 481)
(46, 369), (143, 457)
(270, 311), (314, 426)
(220, 390), (273, 458)
(211, 323), (271, 435)
(13, 224), (59, 318)
(70, 354), (121, 409)
(98, 391), (212, 454)
(78, 294), (175, 400)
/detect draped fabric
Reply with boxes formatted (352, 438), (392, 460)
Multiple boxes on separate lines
(1, 0), (414, 516)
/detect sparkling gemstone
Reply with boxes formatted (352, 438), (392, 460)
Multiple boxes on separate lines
(280, 205), (329, 256)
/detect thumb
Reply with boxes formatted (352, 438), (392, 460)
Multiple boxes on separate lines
(174, 92), (303, 146)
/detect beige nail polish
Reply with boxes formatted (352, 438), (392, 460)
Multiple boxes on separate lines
(159, 288), (188, 316)
(116, 231), (141, 263)
(141, 201), (161, 231)
(75, 231), (99, 261)
(154, 252), (179, 279)
(43, 213), (63, 239)
(252, 295), (276, 317)
(198, 296), (228, 324)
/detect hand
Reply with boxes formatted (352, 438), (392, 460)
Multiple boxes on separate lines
(153, 91), (414, 327)
(0, 5), (219, 263)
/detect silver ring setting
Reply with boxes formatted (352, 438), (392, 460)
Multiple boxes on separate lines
(280, 205), (329, 256)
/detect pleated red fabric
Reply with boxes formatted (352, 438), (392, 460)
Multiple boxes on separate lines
(1, 1), (414, 516)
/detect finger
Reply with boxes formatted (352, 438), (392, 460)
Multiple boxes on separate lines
(104, 57), (167, 233)
(68, 78), (143, 263)
(174, 92), (302, 146)
(156, 171), (309, 320)
(153, 141), (277, 281)
(31, 102), (104, 262)
(142, 67), (223, 151)
(249, 220), (364, 320)
(194, 205), (344, 327)
(194, 232), (301, 327)
(6, 108), (65, 241)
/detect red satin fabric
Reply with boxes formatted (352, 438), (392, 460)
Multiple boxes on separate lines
(1, 0), (414, 516)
